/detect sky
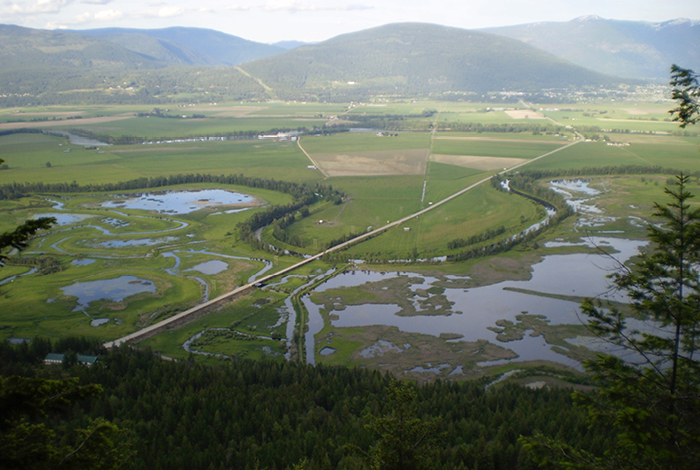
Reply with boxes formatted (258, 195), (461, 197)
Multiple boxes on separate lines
(2, 0), (699, 43)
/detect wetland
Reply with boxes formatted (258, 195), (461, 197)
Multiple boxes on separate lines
(2, 100), (697, 383)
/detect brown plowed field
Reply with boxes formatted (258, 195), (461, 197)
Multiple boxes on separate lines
(431, 154), (527, 171)
(312, 148), (429, 177)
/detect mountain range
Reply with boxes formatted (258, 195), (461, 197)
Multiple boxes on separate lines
(70, 27), (285, 66)
(484, 16), (700, 80)
(239, 23), (617, 100)
(0, 17), (696, 105)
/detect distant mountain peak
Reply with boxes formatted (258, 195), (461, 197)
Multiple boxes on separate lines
(483, 17), (700, 80)
(573, 15), (604, 22)
(655, 18), (699, 28)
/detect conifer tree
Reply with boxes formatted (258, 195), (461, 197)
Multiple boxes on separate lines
(523, 175), (700, 470)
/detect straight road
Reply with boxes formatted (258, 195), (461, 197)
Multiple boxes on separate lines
(105, 138), (579, 348)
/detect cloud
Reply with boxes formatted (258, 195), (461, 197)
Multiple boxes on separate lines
(262, 1), (373, 13)
(140, 5), (185, 18)
(224, 5), (251, 11)
(6, 0), (72, 15)
(44, 7), (122, 27)
(80, 0), (113, 4)
(94, 8), (122, 20)
(345, 4), (373, 11)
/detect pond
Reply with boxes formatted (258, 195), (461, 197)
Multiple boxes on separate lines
(34, 213), (93, 225)
(71, 259), (95, 266)
(61, 276), (156, 312)
(189, 260), (228, 275)
(302, 237), (647, 369)
(101, 189), (255, 214)
(96, 236), (178, 248)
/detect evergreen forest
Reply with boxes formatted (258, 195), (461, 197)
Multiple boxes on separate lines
(0, 339), (607, 470)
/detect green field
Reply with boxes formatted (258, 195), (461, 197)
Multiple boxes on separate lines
(62, 116), (329, 139)
(527, 137), (700, 172)
(435, 131), (571, 142)
(1, 98), (699, 377)
(431, 137), (566, 158)
(0, 137), (320, 184)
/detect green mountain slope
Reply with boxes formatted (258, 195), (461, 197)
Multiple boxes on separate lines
(71, 31), (218, 66)
(0, 24), (170, 97)
(0, 25), (267, 103)
(484, 16), (700, 80)
(0, 22), (630, 105)
(73, 27), (285, 66)
(240, 23), (621, 99)
(0, 24), (164, 72)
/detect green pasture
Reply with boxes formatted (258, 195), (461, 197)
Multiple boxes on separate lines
(344, 103), (429, 115)
(341, 183), (543, 258)
(131, 289), (290, 361)
(438, 109), (528, 124)
(0, 102), (345, 123)
(525, 141), (652, 170)
(61, 116), (328, 139)
(0, 265), (32, 283)
(434, 131), (571, 142)
(537, 101), (673, 118)
(299, 131), (432, 154)
(108, 140), (317, 183)
(0, 137), (321, 185)
(0, 254), (202, 341)
(431, 137), (565, 159)
(284, 175), (425, 249)
(430, 102), (497, 113)
(541, 109), (682, 134)
(240, 102), (350, 116)
(0, 105), (140, 122)
(424, 163), (491, 202)
(614, 139), (700, 171)
(347, 100), (498, 115)
(593, 119), (681, 134)
(525, 137), (700, 172)
(0, 133), (114, 170)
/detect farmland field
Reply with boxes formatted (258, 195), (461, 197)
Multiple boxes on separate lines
(431, 136), (566, 159)
(1, 98), (699, 381)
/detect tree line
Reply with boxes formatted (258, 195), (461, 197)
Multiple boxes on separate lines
(436, 122), (563, 134)
(0, 173), (343, 202)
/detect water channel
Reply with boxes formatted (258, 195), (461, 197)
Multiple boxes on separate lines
(301, 236), (645, 369)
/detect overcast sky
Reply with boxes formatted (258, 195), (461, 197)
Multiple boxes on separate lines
(2, 0), (699, 43)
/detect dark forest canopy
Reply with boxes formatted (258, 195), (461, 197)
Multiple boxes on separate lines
(0, 339), (610, 470)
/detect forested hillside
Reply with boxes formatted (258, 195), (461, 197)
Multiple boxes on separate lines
(0, 25), (270, 105)
(240, 23), (622, 101)
(0, 22), (627, 106)
(73, 27), (285, 66)
(0, 340), (608, 470)
(484, 16), (700, 80)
